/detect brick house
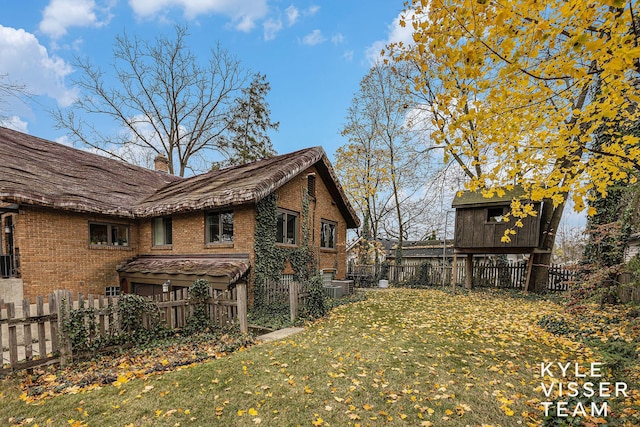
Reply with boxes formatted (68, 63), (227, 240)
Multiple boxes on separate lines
(0, 127), (359, 303)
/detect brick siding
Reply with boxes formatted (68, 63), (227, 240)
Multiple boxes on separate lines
(12, 166), (350, 300)
(15, 207), (137, 301)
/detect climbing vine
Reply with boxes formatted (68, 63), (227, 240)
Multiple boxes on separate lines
(254, 191), (315, 308)
(183, 279), (214, 334)
(60, 293), (167, 354)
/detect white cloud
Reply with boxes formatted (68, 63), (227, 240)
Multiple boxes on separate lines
(301, 29), (325, 46)
(365, 12), (415, 64)
(343, 50), (354, 62)
(285, 5), (299, 26)
(305, 5), (319, 16)
(263, 4), (306, 41)
(263, 18), (282, 41)
(39, 0), (113, 39)
(331, 33), (344, 45)
(129, 0), (268, 32)
(0, 116), (28, 133)
(0, 25), (77, 107)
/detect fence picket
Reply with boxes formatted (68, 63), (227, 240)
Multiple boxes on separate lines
(48, 293), (59, 354)
(7, 303), (17, 369)
(36, 296), (47, 358)
(0, 298), (3, 366)
(55, 290), (73, 366)
(98, 295), (106, 337)
(87, 294), (96, 343)
(22, 299), (33, 365)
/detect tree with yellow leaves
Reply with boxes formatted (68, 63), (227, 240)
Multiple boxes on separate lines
(390, 0), (640, 291)
(336, 62), (433, 260)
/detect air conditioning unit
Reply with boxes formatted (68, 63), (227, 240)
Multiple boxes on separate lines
(323, 285), (343, 298)
(331, 280), (354, 296)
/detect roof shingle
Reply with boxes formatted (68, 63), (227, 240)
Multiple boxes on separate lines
(0, 127), (360, 227)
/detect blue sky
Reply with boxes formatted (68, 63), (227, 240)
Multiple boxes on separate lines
(0, 0), (411, 163)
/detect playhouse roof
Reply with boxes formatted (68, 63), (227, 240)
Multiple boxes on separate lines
(451, 186), (528, 209)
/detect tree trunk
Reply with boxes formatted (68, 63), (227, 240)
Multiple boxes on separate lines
(528, 199), (566, 292)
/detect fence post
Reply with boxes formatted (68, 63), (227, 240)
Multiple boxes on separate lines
(54, 290), (73, 366)
(236, 282), (248, 334)
(7, 302), (17, 369)
(451, 253), (457, 294)
(289, 281), (298, 322)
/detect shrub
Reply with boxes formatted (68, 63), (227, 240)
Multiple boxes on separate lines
(60, 304), (101, 353)
(248, 303), (292, 331)
(61, 293), (167, 353)
(301, 276), (328, 319)
(183, 279), (213, 335)
(116, 294), (168, 345)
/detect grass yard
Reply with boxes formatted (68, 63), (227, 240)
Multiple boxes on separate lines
(1, 288), (639, 426)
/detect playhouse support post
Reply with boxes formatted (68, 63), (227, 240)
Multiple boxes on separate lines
(465, 254), (473, 289)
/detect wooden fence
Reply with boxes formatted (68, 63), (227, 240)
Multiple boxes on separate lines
(349, 261), (577, 292)
(1, 286), (246, 375)
(615, 273), (640, 303)
(150, 287), (242, 330)
(258, 280), (311, 322)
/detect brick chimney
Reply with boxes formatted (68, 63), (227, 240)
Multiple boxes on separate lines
(154, 154), (170, 173)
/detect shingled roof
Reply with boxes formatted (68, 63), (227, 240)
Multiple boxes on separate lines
(136, 146), (359, 227)
(0, 126), (180, 218)
(117, 254), (251, 289)
(0, 127), (360, 227)
(451, 186), (527, 208)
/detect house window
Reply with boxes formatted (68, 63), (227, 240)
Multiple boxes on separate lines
(153, 217), (172, 246)
(487, 207), (506, 222)
(320, 220), (337, 249)
(206, 210), (234, 243)
(89, 222), (129, 246)
(276, 209), (298, 245)
(307, 174), (316, 198)
(105, 286), (120, 296)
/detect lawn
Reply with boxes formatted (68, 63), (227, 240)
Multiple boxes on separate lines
(1, 288), (639, 426)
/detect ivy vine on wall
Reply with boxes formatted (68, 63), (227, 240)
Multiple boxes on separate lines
(254, 191), (314, 307)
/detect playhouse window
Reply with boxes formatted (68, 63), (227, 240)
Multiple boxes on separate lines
(487, 207), (506, 222)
